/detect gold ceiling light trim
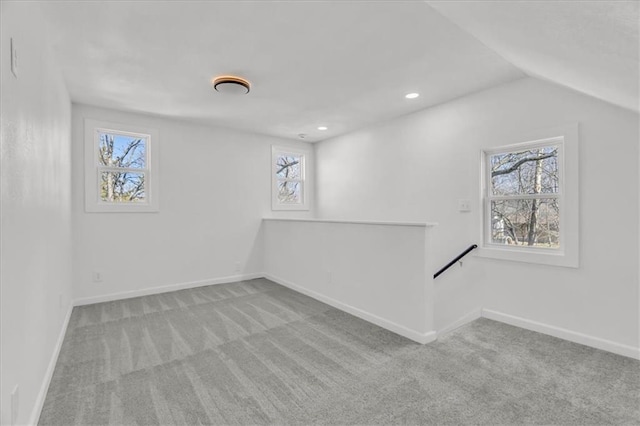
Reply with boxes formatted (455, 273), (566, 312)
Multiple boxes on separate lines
(212, 75), (251, 94)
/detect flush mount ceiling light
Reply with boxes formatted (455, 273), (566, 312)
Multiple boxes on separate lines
(405, 92), (420, 99)
(317, 126), (328, 131)
(212, 75), (251, 94)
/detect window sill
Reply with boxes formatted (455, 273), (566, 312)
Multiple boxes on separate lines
(476, 245), (578, 268)
(271, 205), (309, 211)
(85, 203), (159, 213)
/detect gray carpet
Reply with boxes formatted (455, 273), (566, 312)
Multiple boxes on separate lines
(39, 278), (640, 425)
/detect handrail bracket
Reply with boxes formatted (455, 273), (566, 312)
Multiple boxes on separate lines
(433, 244), (478, 279)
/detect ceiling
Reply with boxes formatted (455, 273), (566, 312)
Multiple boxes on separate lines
(39, 1), (637, 143)
(428, 1), (639, 114)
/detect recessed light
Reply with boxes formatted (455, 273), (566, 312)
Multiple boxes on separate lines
(405, 93), (419, 99)
(317, 126), (328, 131)
(212, 75), (251, 94)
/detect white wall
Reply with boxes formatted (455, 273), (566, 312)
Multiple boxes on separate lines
(315, 77), (639, 353)
(0, 2), (73, 424)
(71, 104), (314, 303)
(263, 219), (436, 343)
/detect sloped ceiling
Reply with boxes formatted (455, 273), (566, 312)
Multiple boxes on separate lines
(38, 1), (638, 144)
(38, 1), (525, 142)
(427, 1), (639, 113)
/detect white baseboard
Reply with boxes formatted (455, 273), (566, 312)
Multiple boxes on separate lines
(73, 273), (263, 306)
(437, 308), (483, 337)
(26, 276), (639, 426)
(29, 302), (73, 425)
(264, 273), (436, 345)
(482, 309), (640, 360)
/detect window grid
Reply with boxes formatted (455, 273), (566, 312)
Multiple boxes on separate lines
(95, 128), (151, 205)
(84, 118), (159, 213)
(272, 146), (309, 211)
(484, 138), (564, 251)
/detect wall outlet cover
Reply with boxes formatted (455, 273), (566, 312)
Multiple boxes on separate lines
(458, 199), (471, 212)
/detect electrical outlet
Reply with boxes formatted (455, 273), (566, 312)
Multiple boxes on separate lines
(11, 385), (19, 426)
(327, 271), (333, 284)
(92, 271), (103, 282)
(10, 38), (18, 78)
(234, 261), (241, 273)
(458, 199), (471, 212)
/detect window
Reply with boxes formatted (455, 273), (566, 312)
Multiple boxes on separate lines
(487, 143), (560, 248)
(479, 124), (578, 267)
(84, 119), (159, 212)
(272, 146), (309, 210)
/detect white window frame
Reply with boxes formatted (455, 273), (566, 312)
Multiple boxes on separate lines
(271, 145), (309, 211)
(84, 118), (159, 213)
(478, 124), (579, 268)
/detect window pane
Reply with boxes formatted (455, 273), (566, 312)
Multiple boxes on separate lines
(275, 155), (302, 179)
(277, 180), (301, 204)
(101, 171), (146, 202)
(98, 132), (146, 169)
(491, 198), (559, 248)
(490, 146), (558, 195)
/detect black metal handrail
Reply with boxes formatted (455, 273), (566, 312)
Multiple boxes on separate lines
(433, 244), (478, 279)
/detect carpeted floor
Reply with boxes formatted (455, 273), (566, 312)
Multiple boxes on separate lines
(39, 278), (640, 425)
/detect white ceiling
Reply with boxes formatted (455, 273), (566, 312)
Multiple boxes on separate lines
(39, 1), (637, 143)
(428, 1), (639, 113)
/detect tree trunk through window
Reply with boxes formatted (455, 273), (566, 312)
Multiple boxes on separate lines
(526, 148), (544, 246)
